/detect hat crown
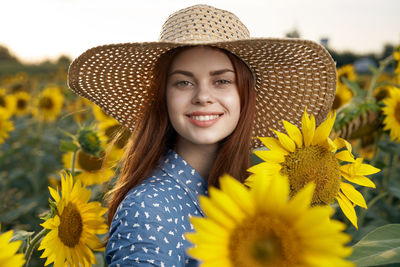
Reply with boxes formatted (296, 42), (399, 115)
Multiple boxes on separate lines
(159, 4), (250, 43)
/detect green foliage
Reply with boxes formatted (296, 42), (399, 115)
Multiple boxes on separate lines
(348, 224), (400, 266)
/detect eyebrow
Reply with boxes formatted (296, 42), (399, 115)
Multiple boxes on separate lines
(168, 69), (234, 77)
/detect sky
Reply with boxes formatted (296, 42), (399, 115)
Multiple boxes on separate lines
(1, 0), (399, 63)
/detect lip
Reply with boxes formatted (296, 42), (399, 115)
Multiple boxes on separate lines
(185, 111), (224, 127)
(186, 111), (224, 116)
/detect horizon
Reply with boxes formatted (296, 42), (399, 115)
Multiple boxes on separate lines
(1, 0), (399, 64)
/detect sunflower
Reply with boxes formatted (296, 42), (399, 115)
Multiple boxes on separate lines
(38, 171), (108, 267)
(62, 149), (115, 185)
(382, 88), (400, 142)
(394, 50), (400, 84)
(337, 64), (357, 86)
(332, 83), (353, 110)
(65, 97), (92, 124)
(0, 227), (25, 267)
(0, 113), (14, 144)
(33, 86), (64, 122)
(13, 91), (31, 116)
(374, 85), (394, 102)
(246, 108), (380, 228)
(98, 119), (131, 148)
(98, 118), (131, 162)
(186, 173), (353, 267)
(0, 88), (16, 118)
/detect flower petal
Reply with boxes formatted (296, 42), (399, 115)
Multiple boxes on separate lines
(340, 182), (367, 209)
(282, 120), (303, 147)
(312, 111), (336, 146)
(336, 192), (358, 229)
(302, 108), (316, 146)
(253, 150), (286, 164)
(272, 130), (296, 152)
(335, 150), (356, 162)
(257, 137), (288, 154)
(208, 187), (245, 222)
(341, 173), (376, 188)
(334, 137), (353, 152)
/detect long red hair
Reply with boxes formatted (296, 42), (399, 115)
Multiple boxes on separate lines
(105, 46), (256, 225)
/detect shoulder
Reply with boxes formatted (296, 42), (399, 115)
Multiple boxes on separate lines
(106, 172), (197, 266)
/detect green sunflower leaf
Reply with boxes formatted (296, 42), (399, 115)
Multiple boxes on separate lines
(348, 224), (400, 266)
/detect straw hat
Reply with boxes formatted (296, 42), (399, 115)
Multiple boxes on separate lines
(68, 4), (337, 148)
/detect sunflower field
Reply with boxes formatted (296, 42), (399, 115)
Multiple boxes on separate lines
(0, 46), (400, 266)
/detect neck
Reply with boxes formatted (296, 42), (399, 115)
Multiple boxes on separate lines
(175, 138), (219, 180)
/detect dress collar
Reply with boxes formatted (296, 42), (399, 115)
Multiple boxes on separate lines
(160, 149), (208, 194)
(159, 150), (208, 215)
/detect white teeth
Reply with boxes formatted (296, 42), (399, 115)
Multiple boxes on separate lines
(190, 115), (220, 121)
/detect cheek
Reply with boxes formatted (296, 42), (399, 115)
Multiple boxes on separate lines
(223, 91), (241, 119)
(166, 89), (189, 122)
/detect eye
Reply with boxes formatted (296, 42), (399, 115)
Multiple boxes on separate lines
(173, 80), (193, 88)
(215, 79), (232, 86)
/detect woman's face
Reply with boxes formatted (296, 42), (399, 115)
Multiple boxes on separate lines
(166, 46), (241, 146)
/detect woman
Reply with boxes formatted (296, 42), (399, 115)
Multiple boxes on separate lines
(67, 4), (337, 266)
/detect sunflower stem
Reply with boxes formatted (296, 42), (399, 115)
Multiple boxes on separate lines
(358, 191), (389, 226)
(32, 120), (44, 194)
(382, 153), (393, 192)
(24, 228), (50, 267)
(369, 129), (382, 166)
(71, 149), (78, 179)
(366, 54), (394, 100)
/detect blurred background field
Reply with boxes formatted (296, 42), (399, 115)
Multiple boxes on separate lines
(1, 0), (400, 266)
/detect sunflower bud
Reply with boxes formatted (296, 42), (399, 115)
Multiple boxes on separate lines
(77, 128), (102, 156)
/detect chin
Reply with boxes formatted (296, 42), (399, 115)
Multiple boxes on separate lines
(189, 136), (222, 146)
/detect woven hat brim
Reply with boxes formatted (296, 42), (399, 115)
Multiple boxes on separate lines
(68, 38), (336, 148)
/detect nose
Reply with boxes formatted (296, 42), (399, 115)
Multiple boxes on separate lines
(191, 83), (214, 105)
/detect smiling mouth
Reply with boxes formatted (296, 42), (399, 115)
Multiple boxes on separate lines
(188, 114), (222, 121)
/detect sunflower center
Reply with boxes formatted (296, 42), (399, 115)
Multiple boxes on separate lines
(229, 214), (300, 267)
(77, 150), (104, 171)
(58, 202), (83, 247)
(17, 99), (27, 110)
(332, 95), (343, 110)
(39, 97), (54, 109)
(0, 96), (5, 107)
(395, 102), (400, 123)
(375, 87), (389, 101)
(281, 145), (341, 205)
(339, 73), (349, 82)
(105, 124), (130, 149)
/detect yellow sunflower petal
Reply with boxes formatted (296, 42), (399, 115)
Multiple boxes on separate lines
(340, 183), (367, 209)
(336, 192), (358, 229)
(253, 172), (289, 212)
(286, 182), (315, 216)
(208, 187), (245, 222)
(48, 186), (60, 203)
(312, 111), (336, 146)
(341, 173), (376, 188)
(272, 130), (296, 152)
(257, 137), (288, 153)
(282, 120), (303, 147)
(246, 162), (281, 176)
(219, 174), (255, 215)
(302, 108), (316, 146)
(356, 163), (381, 175)
(334, 137), (353, 151)
(199, 196), (236, 229)
(335, 150), (356, 162)
(189, 217), (229, 237)
(253, 150), (286, 164)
